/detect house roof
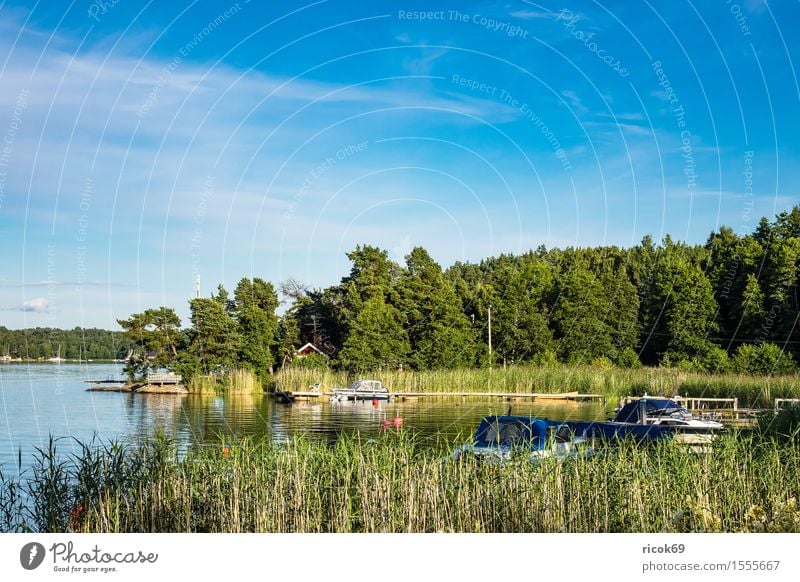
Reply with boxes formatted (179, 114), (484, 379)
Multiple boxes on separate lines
(296, 342), (328, 357)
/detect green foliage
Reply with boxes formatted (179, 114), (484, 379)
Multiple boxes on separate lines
(0, 326), (130, 361)
(615, 347), (642, 369)
(481, 257), (555, 365)
(338, 295), (410, 372)
(116, 307), (181, 379)
(234, 277), (279, 379)
(169, 351), (203, 385)
(590, 356), (614, 369)
(733, 343), (797, 375)
(644, 249), (718, 362)
(290, 353), (329, 370)
(188, 295), (242, 374)
(396, 247), (477, 369)
(551, 262), (615, 363)
(698, 346), (732, 374)
(530, 349), (559, 367)
(26, 204), (800, 378)
(275, 311), (302, 367)
(121, 352), (150, 382)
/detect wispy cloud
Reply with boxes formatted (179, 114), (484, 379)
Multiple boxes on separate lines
(2, 297), (54, 313)
(510, 9), (556, 20)
(0, 280), (124, 288)
(561, 89), (588, 114)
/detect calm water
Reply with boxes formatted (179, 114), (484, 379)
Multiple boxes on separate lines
(0, 363), (609, 474)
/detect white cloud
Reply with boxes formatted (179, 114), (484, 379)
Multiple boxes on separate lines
(16, 297), (53, 312)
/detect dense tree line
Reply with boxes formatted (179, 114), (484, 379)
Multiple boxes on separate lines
(10, 206), (799, 378)
(0, 327), (130, 360)
(276, 206), (800, 375)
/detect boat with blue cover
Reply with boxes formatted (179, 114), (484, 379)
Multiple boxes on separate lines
(449, 415), (593, 466)
(561, 397), (723, 445)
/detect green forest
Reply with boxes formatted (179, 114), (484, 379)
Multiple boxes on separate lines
(5, 206), (800, 381)
(109, 205), (800, 383)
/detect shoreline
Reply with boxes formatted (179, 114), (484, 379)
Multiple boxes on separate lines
(87, 382), (188, 394)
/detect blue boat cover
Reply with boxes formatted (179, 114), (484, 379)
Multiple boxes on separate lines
(470, 409), (680, 449)
(473, 416), (549, 450)
(614, 398), (683, 424)
(563, 420), (674, 442)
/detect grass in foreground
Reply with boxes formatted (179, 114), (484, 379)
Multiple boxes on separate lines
(1, 431), (799, 533)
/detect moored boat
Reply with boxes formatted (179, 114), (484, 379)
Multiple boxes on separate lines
(449, 415), (593, 466)
(562, 397), (724, 446)
(330, 379), (392, 402)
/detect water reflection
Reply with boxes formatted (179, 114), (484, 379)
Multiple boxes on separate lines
(0, 364), (610, 474)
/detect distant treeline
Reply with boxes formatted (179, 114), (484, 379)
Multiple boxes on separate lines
(0, 327), (131, 361)
(113, 206), (800, 382)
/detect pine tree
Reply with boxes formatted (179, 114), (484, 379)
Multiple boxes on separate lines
(339, 295), (410, 371)
(188, 293), (242, 373)
(234, 277), (279, 378)
(551, 262), (614, 363)
(396, 247), (477, 368)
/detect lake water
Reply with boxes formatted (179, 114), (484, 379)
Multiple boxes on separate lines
(0, 363), (609, 474)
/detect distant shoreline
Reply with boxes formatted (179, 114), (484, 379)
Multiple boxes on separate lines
(0, 359), (122, 364)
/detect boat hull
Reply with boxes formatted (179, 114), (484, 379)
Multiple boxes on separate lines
(331, 391), (392, 402)
(560, 420), (721, 443)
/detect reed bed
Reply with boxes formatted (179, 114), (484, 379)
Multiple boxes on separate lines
(2, 432), (799, 533)
(275, 366), (800, 407)
(188, 369), (261, 394)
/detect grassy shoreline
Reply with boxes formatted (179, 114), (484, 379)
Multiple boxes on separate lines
(1, 432), (798, 533)
(275, 365), (800, 408)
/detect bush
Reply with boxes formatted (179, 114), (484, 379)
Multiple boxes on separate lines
(590, 355), (614, 369)
(698, 346), (732, 374)
(661, 347), (732, 374)
(733, 343), (797, 376)
(615, 347), (642, 369)
(289, 353), (330, 370)
(530, 349), (559, 368)
(662, 353), (703, 372)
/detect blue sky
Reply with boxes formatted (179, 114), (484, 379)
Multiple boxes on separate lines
(0, 0), (798, 329)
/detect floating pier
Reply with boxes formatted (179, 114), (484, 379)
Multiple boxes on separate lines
(84, 379), (126, 384)
(274, 389), (604, 403)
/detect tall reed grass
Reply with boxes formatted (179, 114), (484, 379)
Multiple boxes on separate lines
(188, 369), (261, 394)
(275, 365), (800, 407)
(2, 432), (798, 533)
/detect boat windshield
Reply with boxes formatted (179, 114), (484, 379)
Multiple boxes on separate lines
(475, 420), (538, 448)
(649, 406), (692, 420)
(350, 380), (385, 392)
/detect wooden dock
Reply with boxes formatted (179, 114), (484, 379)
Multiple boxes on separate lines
(274, 390), (604, 403)
(393, 391), (603, 402)
(84, 379), (127, 384)
(146, 373), (183, 385)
